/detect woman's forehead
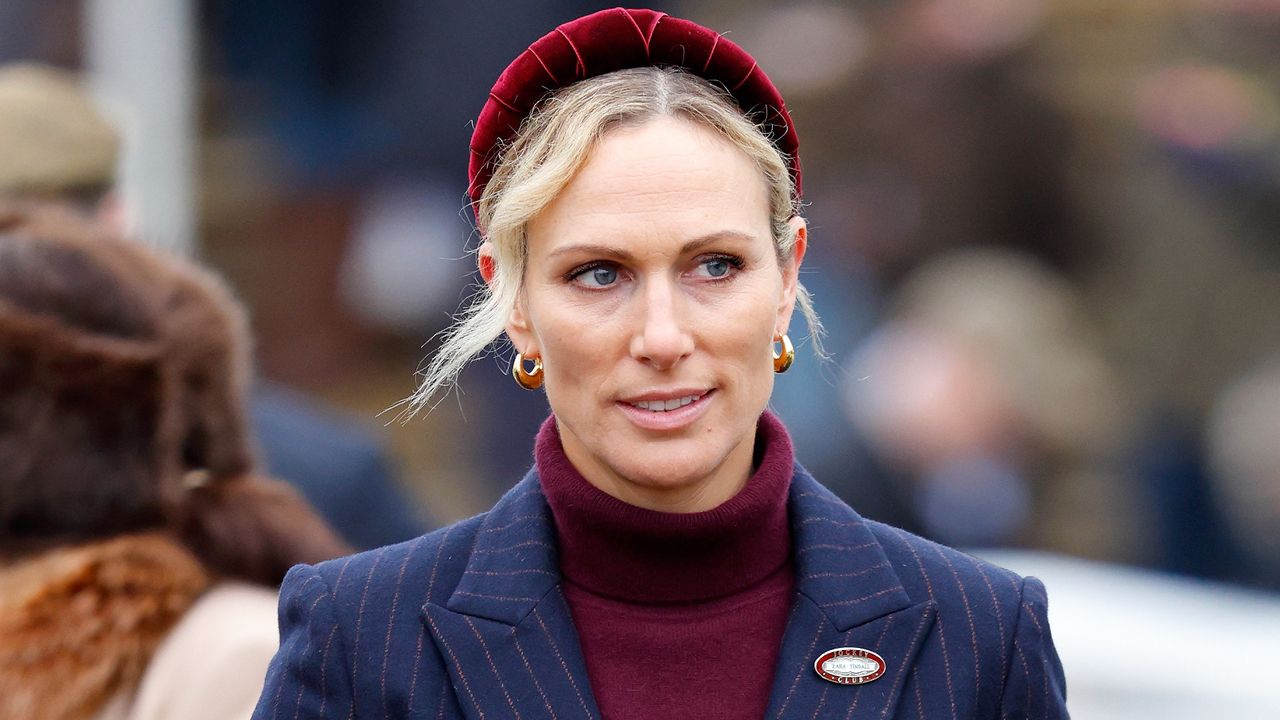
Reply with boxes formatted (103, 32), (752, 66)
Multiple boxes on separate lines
(527, 117), (772, 253)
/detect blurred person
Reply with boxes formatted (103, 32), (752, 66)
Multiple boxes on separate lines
(1134, 414), (1243, 583)
(0, 63), (124, 222)
(0, 204), (349, 720)
(1207, 354), (1280, 588)
(255, 9), (1066, 720)
(845, 248), (1133, 559)
(0, 61), (427, 549)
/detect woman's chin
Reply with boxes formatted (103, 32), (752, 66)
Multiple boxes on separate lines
(601, 452), (740, 510)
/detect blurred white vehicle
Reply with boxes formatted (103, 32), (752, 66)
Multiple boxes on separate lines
(981, 551), (1280, 720)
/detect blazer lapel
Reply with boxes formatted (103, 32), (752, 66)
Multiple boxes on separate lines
(423, 475), (601, 720)
(765, 468), (936, 720)
(423, 466), (935, 720)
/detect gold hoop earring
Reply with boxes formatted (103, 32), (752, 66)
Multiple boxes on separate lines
(772, 334), (795, 374)
(512, 353), (544, 390)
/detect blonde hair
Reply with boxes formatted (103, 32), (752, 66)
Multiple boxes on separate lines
(402, 67), (822, 417)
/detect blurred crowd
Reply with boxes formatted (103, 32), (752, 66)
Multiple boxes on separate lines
(2, 0), (1278, 598)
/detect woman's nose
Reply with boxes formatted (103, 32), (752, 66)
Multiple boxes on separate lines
(629, 277), (694, 370)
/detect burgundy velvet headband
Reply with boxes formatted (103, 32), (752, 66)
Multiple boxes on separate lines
(467, 7), (802, 210)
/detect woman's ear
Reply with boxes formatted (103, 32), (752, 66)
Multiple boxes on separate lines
(483, 242), (540, 357)
(776, 217), (808, 334)
(478, 241), (497, 285)
(505, 293), (539, 359)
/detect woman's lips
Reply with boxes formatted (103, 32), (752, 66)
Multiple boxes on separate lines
(616, 389), (714, 431)
(630, 393), (702, 411)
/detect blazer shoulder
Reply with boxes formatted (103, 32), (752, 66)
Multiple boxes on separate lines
(256, 514), (489, 719)
(306, 512), (487, 614)
(864, 518), (1031, 618)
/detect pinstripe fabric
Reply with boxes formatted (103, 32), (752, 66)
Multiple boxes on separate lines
(253, 465), (1067, 719)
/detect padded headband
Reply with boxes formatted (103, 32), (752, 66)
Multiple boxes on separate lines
(467, 7), (802, 208)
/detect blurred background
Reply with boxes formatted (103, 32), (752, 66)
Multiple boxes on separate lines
(2, 0), (1278, 715)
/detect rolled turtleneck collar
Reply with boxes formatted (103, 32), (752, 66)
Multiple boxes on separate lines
(535, 410), (794, 604)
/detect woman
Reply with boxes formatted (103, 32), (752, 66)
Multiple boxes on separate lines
(254, 8), (1068, 719)
(0, 204), (349, 720)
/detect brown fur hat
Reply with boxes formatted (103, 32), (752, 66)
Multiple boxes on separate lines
(0, 203), (254, 541)
(0, 202), (348, 581)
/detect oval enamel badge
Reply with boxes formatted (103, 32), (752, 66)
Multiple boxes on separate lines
(814, 647), (886, 685)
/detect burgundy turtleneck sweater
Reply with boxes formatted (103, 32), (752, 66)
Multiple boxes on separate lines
(535, 412), (795, 720)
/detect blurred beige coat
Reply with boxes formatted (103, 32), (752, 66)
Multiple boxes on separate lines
(96, 584), (280, 720)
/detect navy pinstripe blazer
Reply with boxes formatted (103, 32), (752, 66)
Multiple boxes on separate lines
(253, 465), (1068, 719)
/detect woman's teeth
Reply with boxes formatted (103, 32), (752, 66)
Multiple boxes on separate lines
(632, 394), (700, 412)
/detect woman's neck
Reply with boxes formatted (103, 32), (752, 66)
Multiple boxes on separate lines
(535, 411), (794, 603)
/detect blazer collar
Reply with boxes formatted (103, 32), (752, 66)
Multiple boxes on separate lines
(787, 465), (915, 629)
(439, 461), (920, 628)
(426, 465), (934, 720)
(424, 471), (602, 720)
(441, 471), (560, 625)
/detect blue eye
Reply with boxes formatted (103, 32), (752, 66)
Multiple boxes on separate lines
(570, 263), (619, 288)
(703, 258), (731, 277)
(590, 267), (618, 286)
(695, 255), (743, 279)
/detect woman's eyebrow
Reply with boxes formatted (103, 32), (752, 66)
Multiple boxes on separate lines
(546, 230), (758, 262)
(678, 231), (757, 254)
(547, 243), (630, 262)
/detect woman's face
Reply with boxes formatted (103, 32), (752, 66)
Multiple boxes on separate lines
(506, 116), (806, 512)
